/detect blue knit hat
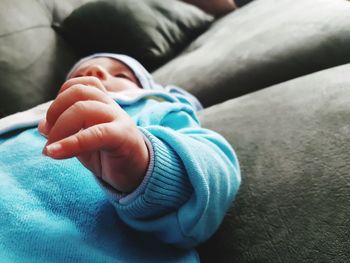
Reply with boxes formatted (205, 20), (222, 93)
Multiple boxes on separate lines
(67, 53), (162, 90)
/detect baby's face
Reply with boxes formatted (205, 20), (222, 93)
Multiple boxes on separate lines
(68, 57), (140, 92)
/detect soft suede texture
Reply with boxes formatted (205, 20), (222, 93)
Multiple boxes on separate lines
(198, 64), (350, 262)
(60, 0), (213, 71)
(235, 0), (254, 7)
(0, 0), (77, 118)
(154, 0), (350, 106)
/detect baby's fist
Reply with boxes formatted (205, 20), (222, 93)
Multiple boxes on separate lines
(39, 78), (149, 192)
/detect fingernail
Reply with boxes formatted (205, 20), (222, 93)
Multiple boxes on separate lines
(38, 120), (50, 137)
(39, 130), (48, 138)
(45, 143), (62, 156)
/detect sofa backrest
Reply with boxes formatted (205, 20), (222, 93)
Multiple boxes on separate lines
(154, 0), (350, 107)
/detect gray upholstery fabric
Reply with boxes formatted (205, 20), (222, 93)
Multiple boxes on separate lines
(197, 63), (350, 262)
(154, 0), (350, 107)
(235, 0), (254, 7)
(0, 0), (77, 118)
(60, 0), (213, 71)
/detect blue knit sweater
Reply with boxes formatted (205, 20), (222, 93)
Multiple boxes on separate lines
(0, 89), (240, 262)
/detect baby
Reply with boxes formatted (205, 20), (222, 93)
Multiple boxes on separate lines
(0, 53), (240, 262)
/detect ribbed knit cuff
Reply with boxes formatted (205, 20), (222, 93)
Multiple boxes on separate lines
(111, 127), (193, 219)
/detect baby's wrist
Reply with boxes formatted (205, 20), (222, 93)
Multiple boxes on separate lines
(126, 132), (150, 192)
(106, 129), (150, 193)
(109, 128), (193, 219)
(97, 135), (154, 203)
(118, 135), (154, 203)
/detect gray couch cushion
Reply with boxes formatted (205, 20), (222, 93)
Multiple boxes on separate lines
(0, 0), (77, 118)
(197, 63), (350, 262)
(154, 0), (350, 107)
(60, 0), (213, 71)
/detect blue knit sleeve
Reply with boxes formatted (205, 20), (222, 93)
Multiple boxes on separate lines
(108, 99), (241, 248)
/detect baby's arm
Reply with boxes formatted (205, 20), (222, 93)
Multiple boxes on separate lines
(39, 77), (149, 193)
(39, 77), (240, 248)
(108, 99), (241, 248)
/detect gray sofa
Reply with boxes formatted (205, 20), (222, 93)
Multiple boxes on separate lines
(1, 0), (350, 262)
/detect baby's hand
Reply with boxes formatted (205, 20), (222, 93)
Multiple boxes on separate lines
(38, 77), (149, 192)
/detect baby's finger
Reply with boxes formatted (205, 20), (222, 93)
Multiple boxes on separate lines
(59, 76), (107, 95)
(38, 119), (49, 137)
(46, 85), (116, 129)
(43, 123), (117, 159)
(46, 100), (119, 145)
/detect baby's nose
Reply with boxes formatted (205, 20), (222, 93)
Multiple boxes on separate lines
(85, 65), (107, 80)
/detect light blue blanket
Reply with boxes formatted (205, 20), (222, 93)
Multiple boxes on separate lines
(0, 127), (197, 262)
